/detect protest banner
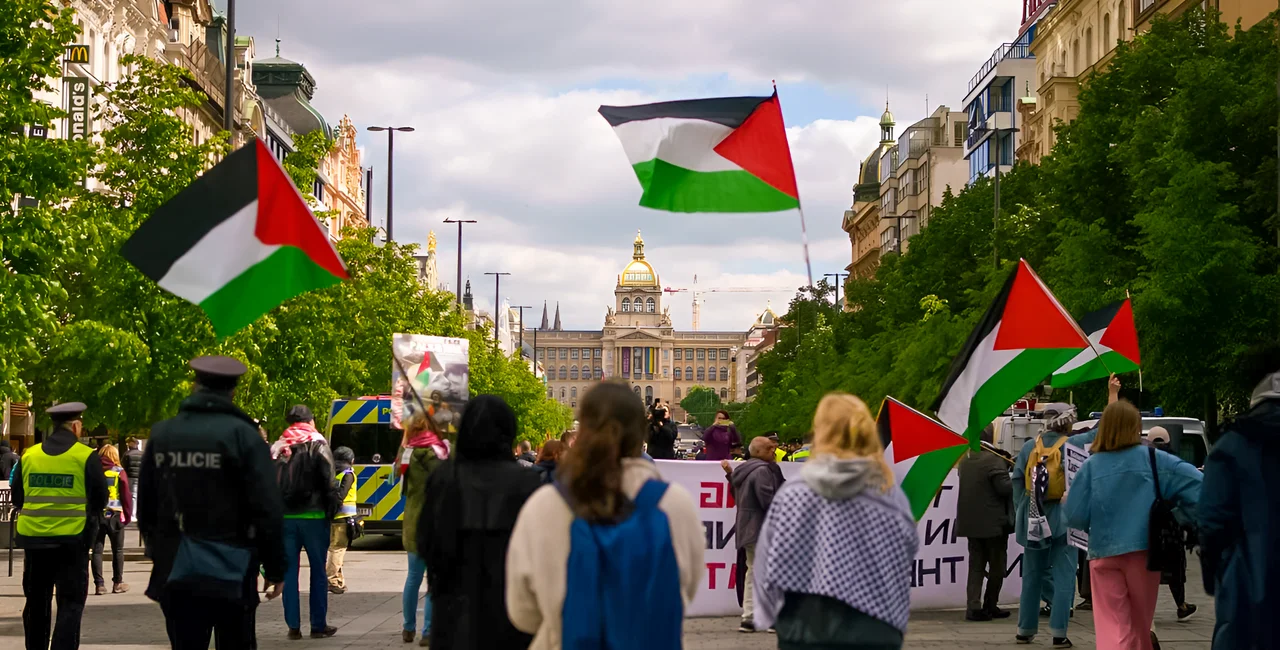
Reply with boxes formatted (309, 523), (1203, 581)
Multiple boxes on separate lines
(1064, 442), (1090, 551)
(654, 460), (1023, 617)
(390, 334), (469, 433)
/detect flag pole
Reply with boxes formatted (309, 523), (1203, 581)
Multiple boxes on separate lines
(774, 81), (814, 288)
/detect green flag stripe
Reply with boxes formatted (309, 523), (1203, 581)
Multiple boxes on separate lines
(632, 158), (801, 213)
(199, 245), (342, 337)
(900, 444), (967, 520)
(964, 347), (1083, 445)
(1050, 351), (1139, 388)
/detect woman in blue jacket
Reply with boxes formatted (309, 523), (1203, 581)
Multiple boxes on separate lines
(1064, 400), (1201, 650)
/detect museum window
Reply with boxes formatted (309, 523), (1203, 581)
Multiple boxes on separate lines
(570, 349), (578, 360)
(547, 387), (553, 399)
(685, 348), (693, 360)
(560, 388), (566, 399)
(594, 349), (602, 359)
(720, 388), (728, 400)
(696, 349), (705, 361)
(663, 367), (669, 378)
(621, 298), (631, 312)
(594, 366), (602, 380)
(646, 297), (655, 312)
(686, 366), (693, 379)
(645, 386), (653, 402)
(570, 366), (579, 380)
(559, 366), (567, 380)
(537, 348), (545, 360)
(720, 367), (728, 381)
(571, 387), (578, 399)
(663, 349), (669, 360)
(559, 348), (568, 360)
(697, 367), (705, 381)
(720, 348), (730, 360)
(674, 368), (682, 380)
(633, 386), (641, 396)
(582, 348), (591, 358)
(675, 387), (681, 398)
(674, 349), (682, 361)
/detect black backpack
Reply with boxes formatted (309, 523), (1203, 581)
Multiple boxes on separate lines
(1146, 446), (1185, 572)
(277, 443), (318, 511)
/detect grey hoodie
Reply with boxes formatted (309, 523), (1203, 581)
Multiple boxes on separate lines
(729, 458), (784, 549)
(800, 456), (912, 514)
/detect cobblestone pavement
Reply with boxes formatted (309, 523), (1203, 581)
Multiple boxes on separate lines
(0, 530), (1214, 648)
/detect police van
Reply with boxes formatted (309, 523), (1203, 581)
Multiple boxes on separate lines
(993, 400), (1211, 468)
(325, 397), (406, 535)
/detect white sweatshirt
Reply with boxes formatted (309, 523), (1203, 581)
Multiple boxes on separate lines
(505, 458), (706, 649)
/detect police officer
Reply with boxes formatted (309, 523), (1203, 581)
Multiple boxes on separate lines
(13, 402), (109, 650)
(138, 356), (286, 649)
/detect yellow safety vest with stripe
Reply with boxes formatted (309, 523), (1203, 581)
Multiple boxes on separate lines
(17, 442), (94, 538)
(335, 468), (357, 519)
(104, 466), (123, 513)
(791, 447), (812, 462)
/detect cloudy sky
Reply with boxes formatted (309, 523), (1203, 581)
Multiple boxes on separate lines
(234, 0), (1023, 331)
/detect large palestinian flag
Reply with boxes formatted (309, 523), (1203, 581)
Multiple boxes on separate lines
(598, 93), (799, 213)
(934, 260), (1089, 448)
(1051, 299), (1141, 388)
(878, 397), (970, 520)
(122, 139), (348, 337)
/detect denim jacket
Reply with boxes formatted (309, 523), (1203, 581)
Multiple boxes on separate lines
(1012, 430), (1095, 547)
(1064, 444), (1201, 560)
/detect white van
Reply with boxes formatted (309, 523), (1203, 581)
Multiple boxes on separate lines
(993, 412), (1211, 469)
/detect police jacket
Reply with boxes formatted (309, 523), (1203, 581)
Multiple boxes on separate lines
(11, 428), (109, 549)
(138, 390), (286, 602)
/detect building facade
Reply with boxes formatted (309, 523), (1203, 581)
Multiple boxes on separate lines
(842, 108), (895, 278)
(877, 105), (969, 256)
(320, 115), (368, 238)
(533, 233), (750, 416)
(1020, 0), (1271, 164)
(416, 231), (440, 290)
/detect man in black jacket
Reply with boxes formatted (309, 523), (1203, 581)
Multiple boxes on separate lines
(139, 356), (286, 649)
(13, 402), (108, 650)
(123, 438), (143, 520)
(956, 424), (1014, 622)
(646, 408), (679, 460)
(0, 442), (19, 483)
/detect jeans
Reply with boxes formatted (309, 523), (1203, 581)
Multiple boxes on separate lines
(403, 552), (432, 635)
(92, 514), (126, 586)
(1018, 535), (1077, 639)
(283, 517), (331, 632)
(965, 536), (1008, 612)
(1091, 551), (1159, 650)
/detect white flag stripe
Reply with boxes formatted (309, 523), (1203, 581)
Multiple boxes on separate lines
(1055, 328), (1110, 375)
(936, 323), (1019, 435)
(157, 200), (280, 304)
(611, 117), (740, 172)
(882, 442), (917, 485)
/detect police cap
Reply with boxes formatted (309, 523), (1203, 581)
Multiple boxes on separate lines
(47, 402), (87, 423)
(190, 355), (248, 390)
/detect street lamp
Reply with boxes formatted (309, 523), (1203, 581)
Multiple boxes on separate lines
(365, 126), (415, 242)
(990, 126), (1020, 269)
(444, 218), (478, 308)
(823, 273), (849, 308)
(484, 272), (511, 342)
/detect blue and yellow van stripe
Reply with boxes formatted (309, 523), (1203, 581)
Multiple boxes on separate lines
(329, 399), (387, 426)
(327, 398), (404, 526)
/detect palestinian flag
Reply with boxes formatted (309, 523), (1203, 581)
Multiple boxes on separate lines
(878, 397), (969, 520)
(598, 93), (799, 213)
(122, 140), (348, 337)
(933, 260), (1089, 448)
(1051, 299), (1141, 388)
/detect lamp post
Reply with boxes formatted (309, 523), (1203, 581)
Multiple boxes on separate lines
(990, 126), (1020, 269)
(444, 218), (477, 308)
(223, 0), (236, 133)
(484, 272), (511, 342)
(822, 273), (849, 308)
(513, 305), (532, 356)
(365, 126), (414, 242)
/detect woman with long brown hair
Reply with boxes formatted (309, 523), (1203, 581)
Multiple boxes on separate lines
(399, 410), (448, 645)
(753, 392), (918, 649)
(506, 380), (705, 649)
(1064, 400), (1201, 650)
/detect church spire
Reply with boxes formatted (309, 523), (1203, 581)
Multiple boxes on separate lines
(540, 301), (550, 330)
(879, 99), (895, 144)
(553, 302), (562, 331)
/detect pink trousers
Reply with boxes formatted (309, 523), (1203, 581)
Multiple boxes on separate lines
(1090, 551), (1160, 650)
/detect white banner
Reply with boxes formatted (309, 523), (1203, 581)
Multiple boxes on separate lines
(654, 460), (1024, 617)
(1064, 442), (1090, 551)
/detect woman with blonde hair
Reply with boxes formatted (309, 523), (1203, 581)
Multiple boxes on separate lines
(753, 392), (918, 649)
(1064, 400), (1201, 649)
(93, 444), (132, 594)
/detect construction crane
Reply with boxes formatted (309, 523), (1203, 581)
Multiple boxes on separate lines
(663, 275), (794, 331)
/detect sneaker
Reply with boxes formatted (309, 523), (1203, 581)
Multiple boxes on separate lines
(310, 626), (338, 639)
(94, 584), (106, 596)
(1052, 637), (1073, 648)
(1016, 634), (1034, 644)
(418, 636), (430, 647)
(738, 621), (756, 633)
(1177, 603), (1198, 622)
(986, 606), (1012, 619)
(767, 628), (776, 634)
(328, 585), (347, 595)
(402, 630), (415, 643)
(1076, 599), (1092, 611)
(1040, 605), (1051, 617)
(112, 583), (129, 594)
(965, 609), (992, 622)
(287, 629), (303, 641)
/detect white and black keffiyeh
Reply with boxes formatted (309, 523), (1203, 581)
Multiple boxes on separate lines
(760, 481), (918, 632)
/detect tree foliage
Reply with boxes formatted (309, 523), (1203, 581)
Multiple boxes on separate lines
(745, 9), (1279, 439)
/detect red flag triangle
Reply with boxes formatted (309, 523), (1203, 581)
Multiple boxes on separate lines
(993, 260), (1087, 351)
(878, 397), (968, 463)
(1098, 298), (1141, 365)
(712, 93), (799, 199)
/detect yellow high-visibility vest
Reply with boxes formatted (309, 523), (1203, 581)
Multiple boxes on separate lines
(792, 447), (812, 462)
(18, 442), (93, 538)
(335, 469), (357, 519)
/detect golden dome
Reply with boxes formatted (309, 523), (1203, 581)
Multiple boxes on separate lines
(619, 230), (659, 286)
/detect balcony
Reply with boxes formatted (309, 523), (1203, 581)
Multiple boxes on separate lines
(968, 42), (1032, 93)
(169, 38), (227, 110)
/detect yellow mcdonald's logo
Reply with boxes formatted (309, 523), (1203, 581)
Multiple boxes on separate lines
(65, 45), (90, 64)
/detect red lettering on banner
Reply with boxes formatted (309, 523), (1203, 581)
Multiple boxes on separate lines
(698, 481), (735, 508)
(706, 562), (725, 589)
(727, 563), (737, 590)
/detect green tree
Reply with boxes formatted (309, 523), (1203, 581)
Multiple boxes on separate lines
(0, 0), (96, 400)
(679, 386), (722, 426)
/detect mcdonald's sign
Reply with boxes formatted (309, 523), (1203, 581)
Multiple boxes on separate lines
(65, 44), (90, 65)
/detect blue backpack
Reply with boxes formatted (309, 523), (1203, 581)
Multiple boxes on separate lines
(556, 479), (685, 650)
